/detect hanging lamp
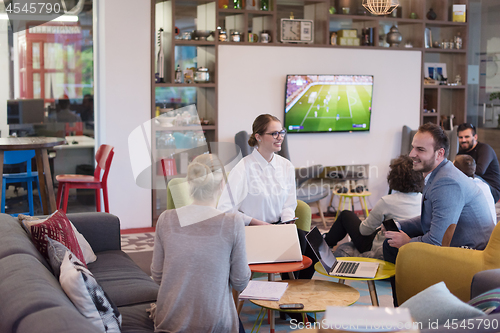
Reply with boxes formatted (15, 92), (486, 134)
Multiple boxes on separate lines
(362, 0), (399, 15)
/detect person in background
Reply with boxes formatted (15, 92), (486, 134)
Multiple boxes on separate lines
(457, 123), (500, 202)
(151, 154), (250, 333)
(80, 94), (94, 123)
(383, 123), (494, 306)
(324, 155), (423, 259)
(454, 154), (497, 224)
(56, 98), (82, 123)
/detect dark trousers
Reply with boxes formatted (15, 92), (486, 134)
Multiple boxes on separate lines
(324, 210), (377, 253)
(383, 238), (399, 307)
(239, 317), (245, 333)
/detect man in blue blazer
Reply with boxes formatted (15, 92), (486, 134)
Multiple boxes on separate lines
(383, 123), (495, 305)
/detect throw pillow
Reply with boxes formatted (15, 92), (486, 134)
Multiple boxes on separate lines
(30, 210), (87, 266)
(46, 235), (71, 277)
(400, 282), (485, 329)
(19, 212), (97, 264)
(468, 288), (500, 314)
(59, 251), (121, 333)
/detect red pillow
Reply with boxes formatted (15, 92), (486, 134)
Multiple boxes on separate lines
(31, 210), (87, 267)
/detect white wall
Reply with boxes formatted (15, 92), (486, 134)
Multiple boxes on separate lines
(96, 0), (152, 229)
(218, 45), (421, 208)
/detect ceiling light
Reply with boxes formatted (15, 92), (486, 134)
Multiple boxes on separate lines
(362, 0), (399, 15)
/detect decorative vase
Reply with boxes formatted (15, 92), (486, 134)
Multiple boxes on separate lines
(386, 25), (402, 47)
(426, 8), (437, 20)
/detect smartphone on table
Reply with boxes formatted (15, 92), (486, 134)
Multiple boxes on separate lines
(279, 303), (304, 310)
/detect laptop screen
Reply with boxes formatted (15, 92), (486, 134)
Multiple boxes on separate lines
(305, 226), (338, 273)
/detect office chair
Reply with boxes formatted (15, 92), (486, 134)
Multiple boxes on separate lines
(296, 165), (329, 228)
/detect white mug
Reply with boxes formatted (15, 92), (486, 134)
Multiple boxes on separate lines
(260, 32), (271, 43)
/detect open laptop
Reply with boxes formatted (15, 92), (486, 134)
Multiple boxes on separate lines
(245, 224), (303, 264)
(305, 226), (379, 278)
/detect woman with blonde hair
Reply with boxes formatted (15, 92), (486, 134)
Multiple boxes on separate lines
(151, 154), (251, 333)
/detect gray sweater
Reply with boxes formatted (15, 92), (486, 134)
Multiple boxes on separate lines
(151, 205), (251, 333)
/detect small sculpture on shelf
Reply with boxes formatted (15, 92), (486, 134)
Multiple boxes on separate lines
(386, 25), (402, 47)
(454, 32), (463, 49)
(426, 8), (437, 20)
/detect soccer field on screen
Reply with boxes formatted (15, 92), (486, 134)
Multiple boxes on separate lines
(285, 84), (372, 132)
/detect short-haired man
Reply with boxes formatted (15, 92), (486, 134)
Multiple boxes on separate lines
(457, 123), (500, 202)
(454, 155), (497, 224)
(383, 123), (495, 305)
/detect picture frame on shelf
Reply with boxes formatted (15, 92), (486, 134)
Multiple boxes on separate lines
(424, 63), (447, 81)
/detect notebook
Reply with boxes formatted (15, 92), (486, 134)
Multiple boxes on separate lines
(305, 226), (379, 278)
(245, 224), (303, 264)
(239, 280), (288, 301)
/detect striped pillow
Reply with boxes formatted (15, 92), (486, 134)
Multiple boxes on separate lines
(468, 288), (500, 314)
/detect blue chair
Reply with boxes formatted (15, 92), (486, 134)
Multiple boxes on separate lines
(2, 150), (42, 216)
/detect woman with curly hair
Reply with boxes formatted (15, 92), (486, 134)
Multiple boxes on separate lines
(323, 155), (424, 259)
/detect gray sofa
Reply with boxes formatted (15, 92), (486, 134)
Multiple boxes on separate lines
(0, 212), (158, 333)
(421, 268), (500, 333)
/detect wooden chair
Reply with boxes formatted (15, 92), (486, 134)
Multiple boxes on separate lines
(2, 150), (42, 216)
(56, 144), (114, 213)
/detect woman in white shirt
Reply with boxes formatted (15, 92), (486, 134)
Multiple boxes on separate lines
(324, 155), (424, 259)
(217, 114), (296, 225)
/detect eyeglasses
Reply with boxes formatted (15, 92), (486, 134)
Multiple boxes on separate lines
(264, 130), (287, 139)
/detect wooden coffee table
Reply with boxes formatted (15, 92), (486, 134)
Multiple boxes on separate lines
(250, 279), (359, 333)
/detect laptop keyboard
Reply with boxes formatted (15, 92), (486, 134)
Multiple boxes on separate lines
(336, 261), (359, 275)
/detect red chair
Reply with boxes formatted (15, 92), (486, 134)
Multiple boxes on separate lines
(56, 144), (114, 213)
(65, 122), (83, 136)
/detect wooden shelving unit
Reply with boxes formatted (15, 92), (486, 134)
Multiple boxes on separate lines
(150, 0), (469, 220)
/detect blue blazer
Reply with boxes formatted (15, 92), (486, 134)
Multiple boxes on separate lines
(401, 159), (494, 250)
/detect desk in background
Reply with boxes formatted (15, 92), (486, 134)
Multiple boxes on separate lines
(53, 136), (95, 176)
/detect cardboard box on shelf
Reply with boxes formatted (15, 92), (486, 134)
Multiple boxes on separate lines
(337, 29), (357, 38)
(338, 37), (360, 46)
(452, 4), (466, 22)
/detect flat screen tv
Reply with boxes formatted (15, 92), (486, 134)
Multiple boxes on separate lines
(283, 75), (373, 133)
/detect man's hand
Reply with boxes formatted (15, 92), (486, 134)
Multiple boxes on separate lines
(385, 230), (411, 248)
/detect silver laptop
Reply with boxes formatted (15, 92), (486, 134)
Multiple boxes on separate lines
(305, 226), (379, 278)
(245, 224), (303, 264)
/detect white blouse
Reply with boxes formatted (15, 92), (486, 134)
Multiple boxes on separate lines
(217, 149), (297, 225)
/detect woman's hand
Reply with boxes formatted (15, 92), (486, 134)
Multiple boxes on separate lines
(249, 218), (270, 225)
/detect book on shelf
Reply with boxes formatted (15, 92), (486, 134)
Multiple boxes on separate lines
(239, 281), (288, 301)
